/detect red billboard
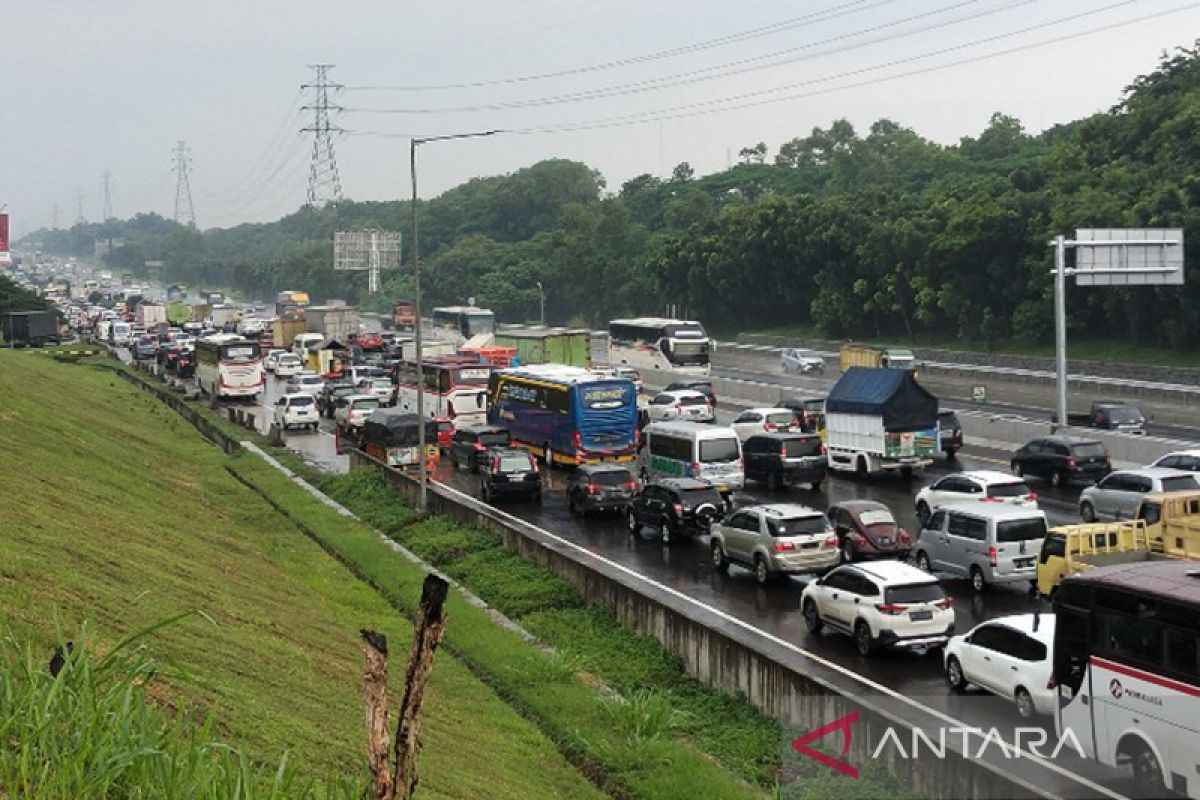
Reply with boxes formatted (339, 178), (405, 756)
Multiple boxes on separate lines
(0, 213), (8, 252)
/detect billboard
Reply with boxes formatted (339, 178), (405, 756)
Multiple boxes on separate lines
(0, 212), (9, 253)
(1074, 228), (1184, 286)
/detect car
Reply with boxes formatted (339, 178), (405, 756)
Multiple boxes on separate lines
(346, 365), (388, 384)
(626, 477), (724, 544)
(479, 447), (542, 503)
(778, 397), (826, 434)
(174, 335), (196, 351)
(263, 348), (287, 372)
(827, 500), (912, 563)
(612, 366), (642, 393)
(1078, 468), (1199, 522)
(1149, 449), (1200, 473)
(780, 347), (825, 374)
(741, 432), (825, 490)
(914, 470), (1038, 526)
(730, 407), (801, 442)
(133, 335), (158, 360)
(664, 380), (717, 410)
(644, 389), (713, 423)
(915, 505), (1047, 592)
(448, 425), (512, 472)
(938, 410), (963, 457)
(1010, 436), (1111, 488)
(801, 561), (955, 656)
(318, 382), (358, 418)
(944, 614), (1056, 719)
(358, 376), (396, 405)
(567, 463), (638, 517)
(274, 353), (305, 377)
(286, 371), (325, 395)
(334, 394), (382, 427)
(709, 503), (838, 584)
(273, 392), (320, 431)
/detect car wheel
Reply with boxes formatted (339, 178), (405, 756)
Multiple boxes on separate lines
(568, 493), (579, 516)
(1051, 469), (1065, 488)
(1121, 738), (1165, 791)
(711, 542), (729, 572)
(533, 491), (542, 504)
(803, 599), (823, 634)
(840, 540), (856, 564)
(626, 508), (641, 537)
(946, 447), (959, 459)
(1015, 687), (1036, 719)
(450, 452), (460, 470)
(1080, 501), (1097, 523)
(766, 470), (782, 492)
(946, 656), (967, 691)
(753, 555), (771, 585)
(916, 500), (931, 526)
(481, 485), (491, 503)
(1011, 461), (1023, 478)
(916, 550), (932, 573)
(970, 566), (986, 593)
(854, 621), (876, 656)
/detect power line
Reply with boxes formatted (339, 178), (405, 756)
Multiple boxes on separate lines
(301, 64), (344, 206)
(194, 89), (306, 202)
(344, 0), (893, 92)
(507, 1), (1200, 134)
(173, 140), (197, 228)
(346, 0), (1033, 115)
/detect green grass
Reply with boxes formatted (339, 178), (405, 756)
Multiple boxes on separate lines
(0, 350), (606, 800)
(743, 326), (1200, 368)
(232, 458), (769, 800)
(319, 469), (782, 790)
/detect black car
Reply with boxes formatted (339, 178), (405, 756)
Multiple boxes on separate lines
(626, 478), (724, 543)
(319, 383), (358, 419)
(176, 350), (195, 378)
(938, 410), (963, 457)
(664, 380), (717, 410)
(567, 463), (638, 516)
(1010, 436), (1111, 488)
(448, 425), (512, 473)
(159, 343), (183, 373)
(480, 448), (542, 503)
(742, 432), (826, 491)
(779, 397), (825, 434)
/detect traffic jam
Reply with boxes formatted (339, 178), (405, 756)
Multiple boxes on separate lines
(85, 290), (1200, 799)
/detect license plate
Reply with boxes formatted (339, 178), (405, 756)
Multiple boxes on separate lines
(1015, 558), (1035, 568)
(909, 610), (933, 621)
(510, 473), (526, 481)
(878, 537), (892, 546)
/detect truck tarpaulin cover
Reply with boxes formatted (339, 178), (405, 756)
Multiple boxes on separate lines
(0, 213), (9, 252)
(362, 410), (439, 447)
(825, 367), (938, 432)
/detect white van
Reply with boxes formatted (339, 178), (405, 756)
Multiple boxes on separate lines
(110, 321), (133, 346)
(915, 504), (1047, 593)
(639, 421), (743, 500)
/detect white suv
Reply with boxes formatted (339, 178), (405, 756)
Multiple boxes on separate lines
(275, 353), (305, 378)
(801, 561), (955, 656)
(780, 348), (825, 373)
(263, 348), (287, 372)
(915, 470), (1036, 525)
(730, 407), (800, 442)
(273, 392), (320, 431)
(335, 394), (381, 428)
(644, 390), (713, 423)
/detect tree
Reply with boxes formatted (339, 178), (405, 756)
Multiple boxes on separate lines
(737, 142), (767, 164)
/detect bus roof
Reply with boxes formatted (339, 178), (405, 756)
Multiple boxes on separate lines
(495, 325), (590, 338)
(500, 363), (623, 385)
(433, 306), (493, 315)
(1063, 560), (1200, 604)
(609, 317), (704, 328)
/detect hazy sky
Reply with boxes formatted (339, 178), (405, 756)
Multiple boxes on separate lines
(5, 0), (1200, 238)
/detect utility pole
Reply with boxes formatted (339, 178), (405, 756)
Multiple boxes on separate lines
(536, 281), (545, 326)
(173, 141), (196, 228)
(302, 64), (344, 207)
(102, 170), (114, 220)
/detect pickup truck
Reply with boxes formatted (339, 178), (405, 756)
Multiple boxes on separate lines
(1055, 401), (1146, 435)
(1035, 489), (1200, 596)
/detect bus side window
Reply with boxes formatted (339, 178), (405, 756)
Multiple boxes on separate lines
(1055, 609), (1090, 693)
(1137, 501), (1162, 525)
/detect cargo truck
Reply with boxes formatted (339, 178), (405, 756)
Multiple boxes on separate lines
(824, 367), (938, 478)
(839, 343), (916, 372)
(1035, 490), (1200, 596)
(392, 299), (416, 331)
(494, 326), (591, 368)
(305, 305), (360, 344)
(0, 310), (60, 346)
(209, 305), (242, 331)
(135, 302), (168, 328)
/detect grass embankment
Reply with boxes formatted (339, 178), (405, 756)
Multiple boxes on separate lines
(230, 458), (772, 800)
(0, 350), (605, 800)
(744, 325), (1200, 369)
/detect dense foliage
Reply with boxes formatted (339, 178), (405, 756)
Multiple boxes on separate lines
(0, 272), (52, 313)
(23, 44), (1200, 346)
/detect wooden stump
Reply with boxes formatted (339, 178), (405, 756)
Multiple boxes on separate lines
(393, 574), (449, 800)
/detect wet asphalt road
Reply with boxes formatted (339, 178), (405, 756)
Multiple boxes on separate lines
(139, 355), (1147, 796)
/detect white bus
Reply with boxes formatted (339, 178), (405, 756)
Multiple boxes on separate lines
(608, 318), (711, 376)
(392, 355), (491, 429)
(1052, 560), (1200, 797)
(195, 334), (264, 401)
(430, 306), (495, 343)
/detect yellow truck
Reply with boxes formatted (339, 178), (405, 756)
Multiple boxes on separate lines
(1035, 490), (1200, 597)
(839, 343), (916, 372)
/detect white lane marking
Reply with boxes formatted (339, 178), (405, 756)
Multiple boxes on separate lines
(431, 477), (1128, 800)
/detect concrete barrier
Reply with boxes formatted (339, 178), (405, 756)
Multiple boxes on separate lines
(348, 449), (1106, 800)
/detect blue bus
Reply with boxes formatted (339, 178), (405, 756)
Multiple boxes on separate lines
(487, 365), (638, 465)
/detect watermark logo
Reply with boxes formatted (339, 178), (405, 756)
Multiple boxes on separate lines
(1110, 678), (1124, 698)
(790, 710), (858, 779)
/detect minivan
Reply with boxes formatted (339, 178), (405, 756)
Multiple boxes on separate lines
(915, 505), (1047, 592)
(639, 421), (743, 502)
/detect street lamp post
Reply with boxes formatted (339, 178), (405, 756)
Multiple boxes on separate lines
(536, 281), (544, 327)
(409, 130), (499, 512)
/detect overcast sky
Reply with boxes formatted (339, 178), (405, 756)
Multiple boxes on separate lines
(5, 0), (1199, 238)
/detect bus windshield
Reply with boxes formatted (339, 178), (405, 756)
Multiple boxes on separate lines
(222, 346), (258, 362)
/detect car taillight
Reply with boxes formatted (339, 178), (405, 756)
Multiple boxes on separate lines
(674, 503), (684, 516)
(574, 431), (582, 450)
(691, 461), (701, 476)
(624, 480), (638, 490)
(1066, 457), (1076, 468)
(675, 403), (682, 413)
(474, 442), (485, 451)
(981, 497), (1000, 503)
(988, 546), (998, 567)
(819, 443), (826, 455)
(773, 542), (796, 552)
(824, 535), (838, 548)
(875, 603), (905, 615)
(899, 529), (910, 543)
(935, 597), (954, 610)
(1027, 493), (1038, 501)
(588, 484), (601, 494)
(764, 422), (775, 431)
(780, 444), (788, 457)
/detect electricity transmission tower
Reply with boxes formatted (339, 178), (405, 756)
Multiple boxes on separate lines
(102, 170), (114, 220)
(301, 64), (344, 206)
(173, 140), (196, 228)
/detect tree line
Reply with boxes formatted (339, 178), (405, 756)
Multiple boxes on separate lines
(23, 43), (1200, 349)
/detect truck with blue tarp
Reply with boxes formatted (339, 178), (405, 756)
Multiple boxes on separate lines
(824, 366), (939, 478)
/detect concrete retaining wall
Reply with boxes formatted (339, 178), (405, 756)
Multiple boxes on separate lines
(348, 449), (1080, 799)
